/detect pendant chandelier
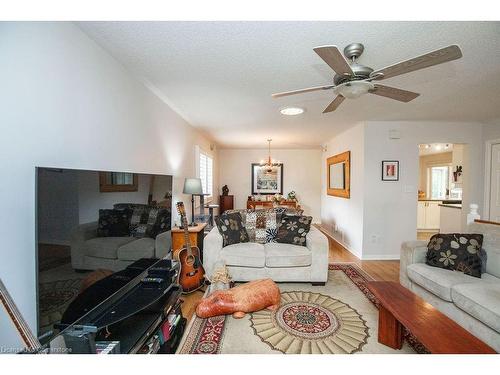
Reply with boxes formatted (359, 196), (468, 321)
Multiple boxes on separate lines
(260, 139), (281, 172)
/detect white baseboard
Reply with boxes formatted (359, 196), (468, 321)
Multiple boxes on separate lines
(316, 225), (362, 259)
(361, 254), (401, 260)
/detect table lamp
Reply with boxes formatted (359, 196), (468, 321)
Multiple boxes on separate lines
(183, 177), (203, 226)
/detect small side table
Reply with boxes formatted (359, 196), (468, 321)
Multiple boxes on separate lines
(171, 222), (208, 262)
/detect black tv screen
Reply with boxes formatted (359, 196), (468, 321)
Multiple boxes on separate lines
(36, 167), (173, 340)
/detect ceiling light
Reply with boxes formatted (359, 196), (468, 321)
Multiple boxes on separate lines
(280, 107), (304, 116)
(334, 81), (375, 99)
(425, 144), (431, 149)
(435, 145), (443, 151)
(260, 139), (281, 171)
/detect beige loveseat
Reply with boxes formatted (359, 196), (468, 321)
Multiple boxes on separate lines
(400, 221), (500, 352)
(203, 212), (329, 284)
(70, 221), (171, 272)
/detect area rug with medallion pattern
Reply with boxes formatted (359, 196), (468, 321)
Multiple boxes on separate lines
(178, 263), (427, 354)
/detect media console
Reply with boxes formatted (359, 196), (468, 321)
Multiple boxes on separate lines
(45, 258), (185, 354)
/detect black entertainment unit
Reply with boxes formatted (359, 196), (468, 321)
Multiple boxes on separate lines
(45, 258), (185, 354)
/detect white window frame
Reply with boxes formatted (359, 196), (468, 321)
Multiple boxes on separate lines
(195, 145), (214, 204)
(427, 163), (452, 200)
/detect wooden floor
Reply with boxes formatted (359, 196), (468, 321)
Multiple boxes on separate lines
(180, 234), (400, 321)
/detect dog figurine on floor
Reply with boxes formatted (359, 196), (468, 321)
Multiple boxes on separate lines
(196, 278), (281, 319)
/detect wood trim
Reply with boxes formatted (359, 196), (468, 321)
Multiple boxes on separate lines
(327, 151), (350, 198)
(474, 219), (500, 226)
(99, 172), (138, 192)
(0, 279), (41, 352)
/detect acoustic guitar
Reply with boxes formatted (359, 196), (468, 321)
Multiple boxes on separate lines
(175, 202), (206, 294)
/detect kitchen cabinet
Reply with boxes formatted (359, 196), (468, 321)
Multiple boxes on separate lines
(417, 201), (441, 230)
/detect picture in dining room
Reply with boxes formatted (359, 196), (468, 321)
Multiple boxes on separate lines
(251, 163), (283, 194)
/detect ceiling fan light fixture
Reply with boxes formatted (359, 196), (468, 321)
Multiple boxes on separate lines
(280, 106), (305, 116)
(334, 81), (374, 99)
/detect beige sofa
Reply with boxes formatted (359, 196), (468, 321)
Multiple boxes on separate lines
(203, 224), (329, 285)
(70, 222), (171, 272)
(400, 221), (500, 352)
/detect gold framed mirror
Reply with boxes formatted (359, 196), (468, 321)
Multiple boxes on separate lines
(327, 151), (350, 198)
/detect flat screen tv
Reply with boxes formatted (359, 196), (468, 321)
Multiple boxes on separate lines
(36, 167), (173, 341)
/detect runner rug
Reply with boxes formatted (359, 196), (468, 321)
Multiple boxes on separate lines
(178, 263), (427, 354)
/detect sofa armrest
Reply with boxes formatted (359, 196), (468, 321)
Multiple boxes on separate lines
(155, 230), (172, 259)
(400, 240), (428, 288)
(70, 222), (98, 269)
(306, 226), (329, 282)
(203, 227), (224, 278)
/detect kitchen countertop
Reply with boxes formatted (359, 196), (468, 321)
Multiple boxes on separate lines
(439, 203), (462, 209)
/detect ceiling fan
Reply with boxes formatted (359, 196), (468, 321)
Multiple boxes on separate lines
(272, 43), (463, 113)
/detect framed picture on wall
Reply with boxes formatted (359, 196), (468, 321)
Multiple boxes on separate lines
(381, 160), (399, 181)
(251, 163), (283, 194)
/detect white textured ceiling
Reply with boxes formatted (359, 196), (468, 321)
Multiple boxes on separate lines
(77, 21), (500, 148)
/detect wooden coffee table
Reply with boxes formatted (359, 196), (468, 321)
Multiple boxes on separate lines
(367, 281), (496, 354)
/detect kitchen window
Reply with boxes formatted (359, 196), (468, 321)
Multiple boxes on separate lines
(428, 165), (452, 199)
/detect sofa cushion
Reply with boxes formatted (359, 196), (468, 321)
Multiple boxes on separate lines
(467, 221), (500, 278)
(451, 282), (500, 332)
(149, 208), (172, 238)
(85, 237), (136, 259)
(219, 242), (265, 268)
(117, 237), (155, 261)
(244, 210), (278, 244)
(129, 206), (151, 238)
(407, 263), (482, 301)
(130, 206), (164, 238)
(215, 212), (250, 247)
(275, 215), (312, 247)
(97, 209), (132, 237)
(264, 243), (312, 268)
(426, 233), (483, 278)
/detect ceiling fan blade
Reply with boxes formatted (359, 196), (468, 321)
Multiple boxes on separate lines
(370, 84), (420, 102)
(313, 46), (353, 76)
(271, 85), (334, 98)
(323, 95), (345, 113)
(372, 45), (462, 81)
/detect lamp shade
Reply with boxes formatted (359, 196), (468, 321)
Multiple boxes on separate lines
(183, 178), (203, 195)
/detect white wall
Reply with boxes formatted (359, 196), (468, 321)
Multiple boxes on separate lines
(482, 122), (500, 143)
(218, 148), (322, 219)
(320, 121), (485, 260)
(362, 121), (484, 259)
(320, 123), (365, 258)
(0, 22), (218, 341)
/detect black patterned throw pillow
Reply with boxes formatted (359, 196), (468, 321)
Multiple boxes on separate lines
(215, 212), (250, 247)
(425, 233), (484, 278)
(97, 209), (131, 237)
(275, 215), (312, 247)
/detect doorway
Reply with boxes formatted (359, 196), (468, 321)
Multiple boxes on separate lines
(417, 143), (464, 241)
(485, 140), (500, 222)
